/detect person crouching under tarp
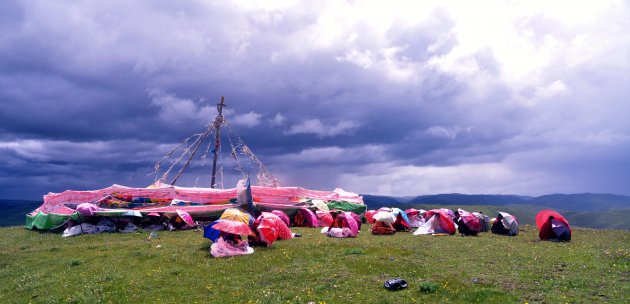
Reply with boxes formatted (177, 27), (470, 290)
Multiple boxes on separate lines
(454, 209), (481, 236)
(322, 211), (360, 238)
(371, 210), (396, 235)
(536, 210), (572, 242)
(491, 212), (519, 236)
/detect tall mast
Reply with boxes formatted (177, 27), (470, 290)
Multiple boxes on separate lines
(210, 96), (226, 188)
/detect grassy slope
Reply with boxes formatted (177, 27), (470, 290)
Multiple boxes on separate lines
(0, 225), (628, 304)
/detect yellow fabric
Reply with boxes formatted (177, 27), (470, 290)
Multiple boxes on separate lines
(311, 199), (329, 212)
(220, 208), (250, 225)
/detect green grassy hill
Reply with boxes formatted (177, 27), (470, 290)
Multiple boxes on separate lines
(0, 225), (627, 303)
(398, 204), (630, 230)
(0, 200), (41, 227)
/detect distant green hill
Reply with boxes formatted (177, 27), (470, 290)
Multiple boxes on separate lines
(0, 200), (41, 227)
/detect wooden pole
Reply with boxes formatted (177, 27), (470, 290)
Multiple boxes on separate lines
(210, 96), (226, 188)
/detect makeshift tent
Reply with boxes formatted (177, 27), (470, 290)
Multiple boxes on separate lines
(405, 208), (426, 228)
(323, 211), (360, 238)
(176, 209), (196, 227)
(371, 220), (396, 235)
(437, 208), (456, 219)
(26, 183), (364, 230)
(413, 209), (457, 235)
(316, 211), (333, 227)
(491, 212), (519, 236)
(371, 210), (396, 235)
(271, 210), (291, 227)
(365, 210), (378, 224)
(293, 208), (318, 227)
(455, 209), (482, 236)
(253, 216), (278, 246)
(212, 220), (254, 236)
(473, 212), (490, 232)
(391, 208), (410, 231)
(536, 210), (572, 241)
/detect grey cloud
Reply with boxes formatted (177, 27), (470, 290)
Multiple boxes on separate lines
(1, 1), (629, 199)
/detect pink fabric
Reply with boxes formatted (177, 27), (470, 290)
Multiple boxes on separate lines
(424, 209), (457, 235)
(210, 237), (253, 258)
(457, 209), (481, 232)
(76, 203), (99, 216)
(33, 184), (364, 228)
(316, 211), (333, 227)
(176, 209), (196, 227)
(295, 208), (319, 227)
(39, 184), (363, 212)
(344, 212), (359, 236)
(271, 210), (291, 227)
(256, 212), (292, 240)
(256, 217), (279, 245)
(365, 210), (378, 224)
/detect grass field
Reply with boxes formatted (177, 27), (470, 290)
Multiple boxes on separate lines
(0, 224), (628, 303)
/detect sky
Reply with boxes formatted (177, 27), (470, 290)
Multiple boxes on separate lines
(1, 0), (629, 200)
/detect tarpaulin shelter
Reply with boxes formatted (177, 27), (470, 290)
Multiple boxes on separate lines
(371, 211), (396, 235)
(473, 212), (490, 232)
(365, 210), (378, 224)
(316, 211), (333, 227)
(176, 209), (196, 227)
(391, 208), (410, 231)
(271, 210), (291, 227)
(371, 220), (396, 235)
(456, 209), (482, 236)
(254, 216), (278, 246)
(405, 208), (426, 228)
(491, 212), (519, 236)
(26, 183), (364, 231)
(413, 209), (457, 235)
(323, 211), (360, 238)
(212, 220), (254, 236)
(250, 212), (293, 246)
(536, 210), (572, 241)
(293, 208), (318, 227)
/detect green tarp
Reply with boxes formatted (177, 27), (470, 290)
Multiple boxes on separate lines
(25, 212), (80, 230)
(326, 201), (367, 215)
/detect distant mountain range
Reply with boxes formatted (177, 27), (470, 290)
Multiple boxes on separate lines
(362, 193), (630, 211)
(0, 200), (42, 227)
(2, 193), (629, 229)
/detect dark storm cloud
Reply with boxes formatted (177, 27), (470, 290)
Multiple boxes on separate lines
(1, 1), (629, 199)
